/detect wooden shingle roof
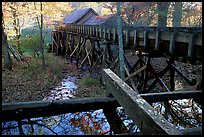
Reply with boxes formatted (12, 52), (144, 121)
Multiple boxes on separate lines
(63, 8), (99, 24)
(83, 14), (126, 26)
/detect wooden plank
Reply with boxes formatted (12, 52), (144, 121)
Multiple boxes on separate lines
(102, 69), (182, 135)
(2, 97), (120, 122)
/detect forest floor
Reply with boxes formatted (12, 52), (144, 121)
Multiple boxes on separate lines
(2, 53), (106, 103)
(2, 51), (201, 104)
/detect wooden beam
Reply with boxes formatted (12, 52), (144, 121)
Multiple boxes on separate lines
(124, 65), (138, 92)
(180, 126), (202, 135)
(125, 65), (147, 82)
(102, 69), (182, 135)
(139, 90), (202, 103)
(2, 97), (120, 122)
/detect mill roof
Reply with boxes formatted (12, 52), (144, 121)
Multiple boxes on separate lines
(83, 14), (126, 26)
(63, 8), (99, 24)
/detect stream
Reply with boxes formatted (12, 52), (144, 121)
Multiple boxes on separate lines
(2, 75), (135, 135)
(2, 74), (202, 135)
(2, 75), (107, 135)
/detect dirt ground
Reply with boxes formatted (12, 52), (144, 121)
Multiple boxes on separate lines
(2, 53), (106, 103)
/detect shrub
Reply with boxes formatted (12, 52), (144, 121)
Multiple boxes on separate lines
(21, 35), (41, 57)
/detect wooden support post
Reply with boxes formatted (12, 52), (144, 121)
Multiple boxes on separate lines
(143, 56), (150, 92)
(107, 44), (113, 62)
(96, 26), (98, 37)
(103, 106), (128, 134)
(113, 28), (116, 42)
(99, 27), (102, 38)
(169, 31), (177, 55)
(57, 31), (60, 55)
(169, 56), (175, 91)
(108, 28), (111, 40)
(102, 69), (182, 135)
(187, 33), (196, 60)
(155, 30), (160, 50)
(134, 29), (138, 48)
(125, 29), (129, 47)
(65, 33), (70, 59)
(103, 27), (106, 39)
(143, 30), (148, 49)
(70, 35), (75, 63)
(90, 39), (95, 67)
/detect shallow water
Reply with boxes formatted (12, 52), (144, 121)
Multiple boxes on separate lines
(2, 75), (111, 135)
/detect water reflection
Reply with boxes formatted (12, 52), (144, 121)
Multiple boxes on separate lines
(2, 109), (110, 135)
(43, 76), (78, 100)
(2, 75), (110, 135)
(152, 98), (202, 130)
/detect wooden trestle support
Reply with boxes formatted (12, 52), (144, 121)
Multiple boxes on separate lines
(52, 25), (202, 94)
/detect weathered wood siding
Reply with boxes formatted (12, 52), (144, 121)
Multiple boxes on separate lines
(76, 11), (97, 25)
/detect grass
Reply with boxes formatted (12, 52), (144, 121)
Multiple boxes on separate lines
(2, 52), (69, 103)
(75, 77), (107, 98)
(80, 77), (100, 88)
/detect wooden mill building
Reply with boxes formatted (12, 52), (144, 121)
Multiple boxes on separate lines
(63, 8), (99, 25)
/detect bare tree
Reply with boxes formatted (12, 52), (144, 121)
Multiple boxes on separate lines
(34, 2), (45, 67)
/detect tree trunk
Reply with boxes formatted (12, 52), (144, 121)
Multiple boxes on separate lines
(2, 26), (12, 70)
(157, 2), (170, 27)
(172, 2), (182, 27)
(11, 2), (22, 55)
(117, 2), (125, 80)
(34, 2), (45, 67)
(40, 2), (45, 67)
